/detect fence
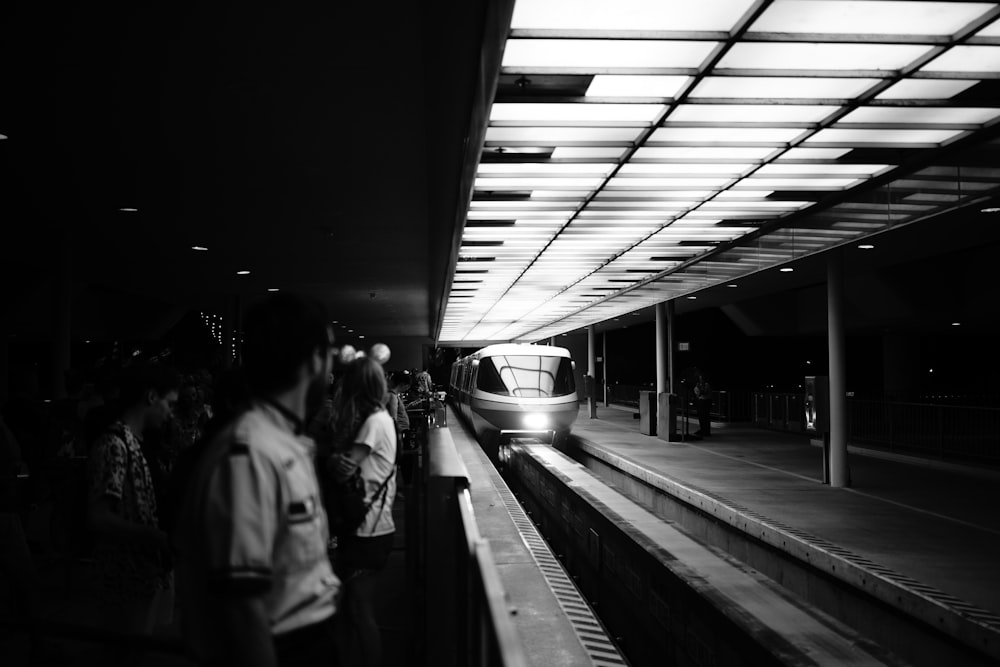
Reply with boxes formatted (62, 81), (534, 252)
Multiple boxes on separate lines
(752, 393), (1000, 465)
(608, 385), (753, 422)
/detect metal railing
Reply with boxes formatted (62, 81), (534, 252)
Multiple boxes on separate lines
(849, 399), (1000, 463)
(752, 392), (1000, 465)
(419, 423), (528, 667)
(609, 384), (752, 421)
(753, 392), (805, 432)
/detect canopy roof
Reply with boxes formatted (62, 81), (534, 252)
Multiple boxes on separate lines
(439, 0), (1000, 343)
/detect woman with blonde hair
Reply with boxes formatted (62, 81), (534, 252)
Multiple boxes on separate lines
(326, 356), (397, 667)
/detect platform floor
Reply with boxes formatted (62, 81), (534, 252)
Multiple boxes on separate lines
(569, 404), (1000, 618)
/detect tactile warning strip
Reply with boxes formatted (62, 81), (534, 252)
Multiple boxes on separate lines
(487, 459), (629, 667)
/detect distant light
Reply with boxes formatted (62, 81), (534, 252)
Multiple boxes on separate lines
(85, 340), (91, 344)
(686, 295), (697, 300)
(929, 368), (934, 373)
(0, 134), (8, 140)
(806, 360), (811, 365)
(981, 207), (1000, 213)
(561, 333), (568, 336)
(236, 270), (250, 275)
(332, 321), (339, 324)
(119, 207), (138, 212)
(780, 267), (794, 272)
(358, 335), (366, 339)
(267, 288), (279, 292)
(951, 322), (961, 326)
(192, 246), (208, 251)
(347, 329), (354, 333)
(858, 244), (875, 250)
(727, 283), (738, 288)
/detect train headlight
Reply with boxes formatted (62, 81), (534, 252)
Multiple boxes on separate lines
(523, 413), (549, 429)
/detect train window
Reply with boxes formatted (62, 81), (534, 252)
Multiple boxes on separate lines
(476, 355), (575, 397)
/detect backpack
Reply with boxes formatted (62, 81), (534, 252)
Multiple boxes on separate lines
(321, 410), (398, 537)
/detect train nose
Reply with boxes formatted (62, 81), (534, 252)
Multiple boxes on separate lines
(523, 413), (549, 429)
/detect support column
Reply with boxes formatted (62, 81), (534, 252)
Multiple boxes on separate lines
(828, 251), (849, 487)
(51, 230), (73, 399)
(667, 300), (676, 395)
(587, 325), (597, 418)
(655, 302), (667, 394)
(602, 331), (609, 406)
(549, 336), (556, 346)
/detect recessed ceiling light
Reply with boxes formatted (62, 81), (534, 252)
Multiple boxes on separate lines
(951, 322), (961, 326)
(332, 321), (339, 324)
(780, 267), (794, 272)
(358, 335), (366, 339)
(858, 244), (875, 250)
(267, 288), (279, 292)
(727, 284), (738, 288)
(192, 246), (208, 251)
(236, 270), (250, 275)
(687, 295), (697, 300)
(981, 207), (1000, 213)
(347, 329), (354, 333)
(119, 207), (138, 212)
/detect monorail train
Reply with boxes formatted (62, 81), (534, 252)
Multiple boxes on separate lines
(450, 343), (579, 448)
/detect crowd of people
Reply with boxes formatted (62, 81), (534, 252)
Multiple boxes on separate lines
(0, 293), (436, 666)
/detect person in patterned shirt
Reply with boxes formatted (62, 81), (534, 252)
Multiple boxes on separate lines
(87, 362), (180, 648)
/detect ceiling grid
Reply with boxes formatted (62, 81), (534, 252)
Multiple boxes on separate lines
(439, 0), (1000, 343)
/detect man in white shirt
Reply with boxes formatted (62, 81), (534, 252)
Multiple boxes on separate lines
(175, 294), (340, 667)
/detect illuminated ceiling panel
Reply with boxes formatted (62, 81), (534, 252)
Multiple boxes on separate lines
(440, 0), (1000, 344)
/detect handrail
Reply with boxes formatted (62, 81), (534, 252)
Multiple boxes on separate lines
(423, 422), (528, 667)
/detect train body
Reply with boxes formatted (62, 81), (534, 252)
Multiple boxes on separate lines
(449, 343), (579, 446)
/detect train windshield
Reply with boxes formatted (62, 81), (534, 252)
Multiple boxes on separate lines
(476, 355), (575, 398)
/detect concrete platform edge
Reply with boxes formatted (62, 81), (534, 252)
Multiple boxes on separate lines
(570, 433), (1000, 661)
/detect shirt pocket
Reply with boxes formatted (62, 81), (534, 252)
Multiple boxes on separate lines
(284, 493), (325, 569)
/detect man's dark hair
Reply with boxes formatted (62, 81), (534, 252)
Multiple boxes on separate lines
(242, 293), (331, 395)
(117, 362), (182, 410)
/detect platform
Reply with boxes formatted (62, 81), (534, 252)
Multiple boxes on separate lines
(568, 404), (1000, 642)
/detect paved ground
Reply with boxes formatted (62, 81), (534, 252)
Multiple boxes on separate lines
(570, 404), (1000, 616)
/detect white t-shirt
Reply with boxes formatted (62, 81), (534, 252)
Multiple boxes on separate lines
(353, 408), (397, 537)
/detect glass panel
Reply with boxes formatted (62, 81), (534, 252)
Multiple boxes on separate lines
(717, 43), (931, 71)
(736, 177), (860, 188)
(667, 104), (838, 123)
(607, 176), (736, 187)
(485, 127), (644, 142)
(634, 146), (777, 160)
(804, 128), (964, 144)
(587, 75), (691, 97)
(551, 147), (629, 159)
(490, 102), (665, 123)
(776, 147), (852, 160)
(921, 45), (1000, 72)
(475, 177), (606, 188)
(838, 107), (1000, 125)
(690, 76), (882, 99)
(502, 39), (719, 69)
(619, 163), (753, 174)
(876, 79), (979, 99)
(748, 1), (996, 36)
(978, 19), (1000, 36)
(478, 163), (616, 174)
(649, 127), (806, 143)
(510, 0), (758, 31)
(755, 163), (891, 175)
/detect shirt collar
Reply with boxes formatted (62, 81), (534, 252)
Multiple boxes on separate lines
(256, 396), (305, 436)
